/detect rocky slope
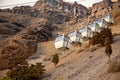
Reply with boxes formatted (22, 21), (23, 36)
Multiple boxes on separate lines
(40, 35), (120, 80)
(0, 12), (54, 71)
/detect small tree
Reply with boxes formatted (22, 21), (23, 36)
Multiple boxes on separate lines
(52, 54), (59, 67)
(104, 37), (112, 61)
(104, 37), (112, 46)
(90, 28), (113, 46)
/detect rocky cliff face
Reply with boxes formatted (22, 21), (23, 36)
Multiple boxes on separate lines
(0, 0), (89, 24)
(12, 6), (41, 17)
(0, 0), (119, 22)
(34, 0), (89, 18)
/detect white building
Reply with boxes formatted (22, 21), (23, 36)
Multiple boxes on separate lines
(88, 22), (101, 33)
(96, 19), (107, 29)
(68, 30), (83, 43)
(102, 14), (114, 24)
(79, 26), (93, 39)
(55, 34), (71, 49)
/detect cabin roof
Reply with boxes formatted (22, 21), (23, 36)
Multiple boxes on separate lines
(69, 30), (79, 34)
(69, 30), (76, 34)
(55, 35), (64, 42)
(102, 19), (107, 23)
(79, 27), (88, 32)
(57, 34), (64, 37)
(69, 31), (76, 36)
(88, 22), (95, 28)
(96, 19), (101, 23)
(69, 30), (81, 37)
(96, 23), (100, 27)
(102, 14), (109, 18)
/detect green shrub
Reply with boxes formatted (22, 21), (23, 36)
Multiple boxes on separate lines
(105, 45), (112, 59)
(90, 29), (113, 46)
(52, 54), (59, 66)
(0, 77), (11, 80)
(104, 37), (112, 61)
(7, 62), (45, 80)
(104, 37), (112, 46)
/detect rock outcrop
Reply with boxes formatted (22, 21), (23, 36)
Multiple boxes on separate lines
(34, 0), (89, 18)
(20, 18), (53, 42)
(90, 0), (113, 20)
(0, 0), (89, 24)
(0, 6), (41, 17)
(13, 6), (41, 17)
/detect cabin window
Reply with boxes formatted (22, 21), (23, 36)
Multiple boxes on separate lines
(80, 27), (87, 32)
(69, 32), (76, 36)
(76, 32), (81, 37)
(103, 15), (108, 20)
(88, 29), (91, 32)
(55, 36), (63, 42)
(103, 19), (107, 25)
(64, 37), (68, 41)
(88, 23), (94, 28)
(96, 23), (99, 27)
(96, 20), (101, 23)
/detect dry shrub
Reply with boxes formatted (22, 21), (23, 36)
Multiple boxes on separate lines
(0, 56), (9, 70)
(0, 15), (53, 70)
(111, 2), (120, 24)
(52, 54), (59, 66)
(90, 28), (113, 46)
(0, 18), (8, 23)
(7, 62), (45, 80)
(58, 76), (66, 80)
(108, 61), (120, 73)
(114, 16), (120, 24)
(0, 20), (52, 69)
(0, 39), (37, 69)
(1, 39), (36, 56)
(0, 77), (11, 80)
(82, 40), (90, 49)
(89, 46), (97, 52)
(77, 48), (85, 53)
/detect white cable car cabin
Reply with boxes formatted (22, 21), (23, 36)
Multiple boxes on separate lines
(88, 22), (101, 33)
(55, 34), (71, 49)
(96, 19), (107, 29)
(102, 14), (114, 24)
(68, 30), (83, 43)
(79, 26), (93, 39)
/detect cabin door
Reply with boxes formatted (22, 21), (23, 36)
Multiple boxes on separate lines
(64, 37), (70, 48)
